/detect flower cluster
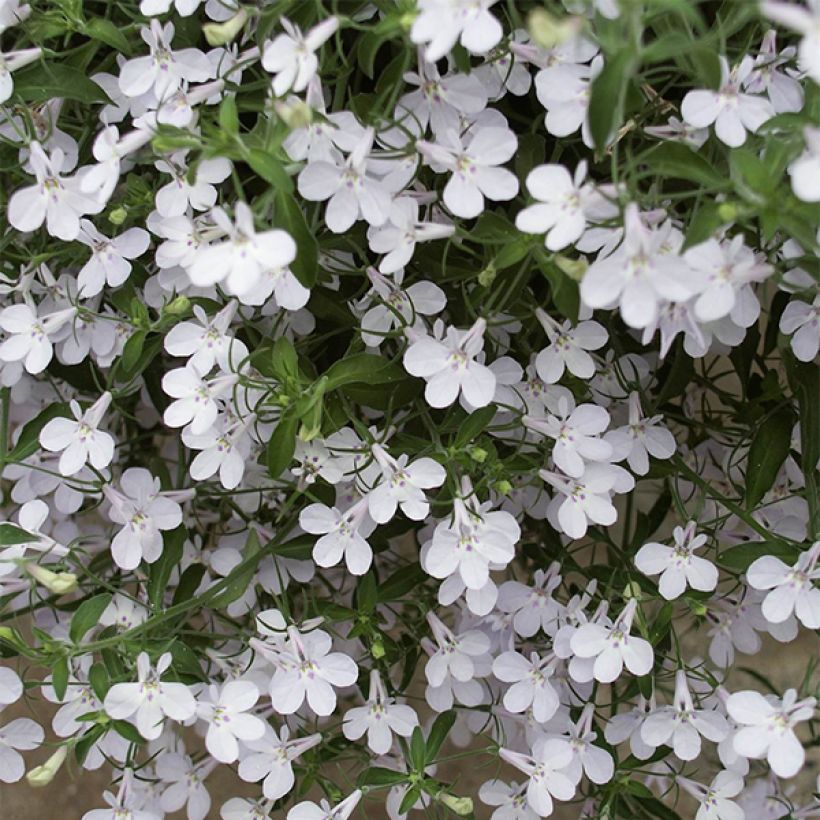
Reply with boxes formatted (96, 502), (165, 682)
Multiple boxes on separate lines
(0, 1), (817, 819)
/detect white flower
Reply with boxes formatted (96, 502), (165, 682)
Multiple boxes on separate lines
(605, 392), (677, 476)
(533, 310), (608, 383)
(499, 739), (578, 818)
(164, 302), (249, 373)
(640, 671), (729, 761)
(604, 696), (656, 760)
(789, 126), (820, 202)
(479, 779), (539, 820)
(8, 142), (103, 240)
(196, 680), (265, 763)
(417, 127), (518, 219)
(39, 392), (114, 477)
(780, 294), (820, 362)
(535, 57), (601, 144)
(238, 726), (321, 801)
(268, 627), (358, 717)
(119, 20), (213, 100)
(516, 161), (615, 250)
(0, 715), (43, 783)
(155, 155), (231, 218)
(744, 30), (804, 114)
(563, 704), (615, 785)
(570, 599), (654, 683)
(299, 496), (373, 575)
(83, 790), (158, 820)
(727, 687), (816, 778)
(367, 197), (455, 273)
(539, 464), (618, 539)
(635, 521), (717, 600)
(287, 790), (361, 820)
(684, 235), (773, 323)
(342, 670), (418, 754)
(492, 650), (559, 723)
(188, 202), (298, 299)
(76, 220), (150, 298)
(262, 17), (338, 96)
(103, 651), (196, 740)
(0, 303), (75, 374)
(679, 771), (745, 820)
(746, 541), (820, 629)
(762, 0), (820, 84)
(497, 566), (564, 638)
(580, 204), (694, 329)
(298, 127), (391, 233)
(410, 0), (502, 62)
(681, 57), (774, 147)
(403, 318), (497, 409)
(367, 443), (446, 524)
(162, 364), (238, 434)
(157, 752), (212, 820)
(0, 668), (22, 705)
(0, 46), (40, 103)
(183, 414), (254, 490)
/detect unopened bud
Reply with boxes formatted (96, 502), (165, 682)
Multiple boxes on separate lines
(528, 9), (582, 49)
(274, 98), (314, 130)
(494, 480), (513, 496)
(203, 8), (248, 46)
(688, 599), (708, 617)
(717, 202), (738, 222)
(399, 11), (417, 30)
(554, 254), (588, 281)
(623, 581), (642, 601)
(478, 265), (496, 287)
(371, 640), (385, 659)
(108, 206), (127, 226)
(468, 446), (488, 463)
(26, 746), (68, 787)
(26, 564), (78, 595)
(164, 295), (191, 316)
(438, 794), (474, 816)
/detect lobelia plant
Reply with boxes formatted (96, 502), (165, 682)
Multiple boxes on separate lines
(0, 0), (818, 818)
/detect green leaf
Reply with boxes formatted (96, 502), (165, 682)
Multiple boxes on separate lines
(645, 142), (725, 188)
(425, 710), (455, 763)
(147, 526), (186, 609)
(88, 663), (109, 700)
(409, 726), (426, 771)
(274, 191), (318, 288)
(267, 412), (299, 479)
(325, 353), (407, 391)
(454, 405), (497, 448)
(398, 785), (422, 816)
(84, 18), (133, 55)
(720, 539), (799, 572)
(219, 95), (239, 137)
(271, 337), (300, 383)
(209, 529), (260, 609)
(377, 563), (426, 603)
(745, 406), (794, 508)
(356, 572), (378, 613)
(172, 564), (208, 606)
(361, 766), (407, 786)
(247, 148), (293, 194)
(7, 403), (71, 463)
(273, 534), (314, 560)
(75, 725), (106, 765)
(588, 48), (636, 150)
(14, 64), (110, 104)
(69, 593), (112, 644)
(0, 523), (36, 545)
(52, 656), (69, 701)
(112, 719), (146, 744)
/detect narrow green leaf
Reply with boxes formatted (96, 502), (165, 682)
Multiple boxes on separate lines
(52, 656), (69, 701)
(409, 726), (426, 772)
(208, 529), (260, 609)
(14, 64), (110, 104)
(588, 49), (636, 150)
(69, 593), (112, 643)
(247, 148), (294, 193)
(425, 710), (455, 763)
(720, 539), (799, 572)
(84, 18), (133, 55)
(356, 572), (378, 613)
(8, 403), (71, 463)
(377, 563), (426, 603)
(361, 766), (407, 786)
(645, 142), (725, 188)
(325, 353), (407, 391)
(0, 523), (36, 545)
(147, 526), (186, 609)
(745, 406), (794, 508)
(454, 405), (497, 448)
(267, 412), (299, 479)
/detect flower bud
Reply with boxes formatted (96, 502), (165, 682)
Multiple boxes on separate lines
(108, 206), (127, 226)
(527, 9), (581, 49)
(371, 640), (385, 659)
(554, 254), (588, 281)
(468, 446), (487, 463)
(478, 264), (496, 287)
(717, 201), (738, 222)
(274, 98), (314, 130)
(163, 295), (191, 316)
(26, 746), (68, 787)
(203, 8), (248, 46)
(26, 564), (78, 595)
(438, 794), (474, 816)
(493, 480), (513, 496)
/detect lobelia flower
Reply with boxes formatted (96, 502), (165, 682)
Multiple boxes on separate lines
(268, 626), (358, 717)
(640, 670), (729, 761)
(104, 467), (185, 570)
(727, 687), (816, 778)
(0, 46), (40, 103)
(788, 126), (820, 202)
(103, 651), (196, 741)
(535, 56), (602, 145)
(118, 20), (213, 100)
(299, 496), (373, 575)
(162, 364), (239, 434)
(539, 464), (618, 539)
(188, 202), (299, 300)
(0, 712), (44, 783)
(164, 302), (249, 373)
(678, 771), (745, 820)
(533, 309), (608, 383)
(780, 294), (820, 361)
(417, 127), (519, 219)
(297, 127), (391, 233)
(82, 789), (158, 820)
(580, 204), (694, 329)
(342, 670), (418, 754)
(499, 739), (578, 818)
(634, 521), (718, 600)
(570, 599), (654, 683)
(681, 57), (775, 147)
(287, 790), (362, 820)
(410, 0), (503, 62)
(76, 220), (150, 298)
(154, 155), (232, 218)
(563, 704), (615, 785)
(524, 397), (613, 478)
(367, 197), (455, 274)
(684, 235), (773, 323)
(156, 752), (213, 820)
(762, 0), (820, 84)
(492, 650), (560, 723)
(367, 443), (446, 524)
(497, 565), (564, 638)
(516, 161), (616, 251)
(239, 726), (321, 801)
(262, 16), (339, 96)
(746, 541), (820, 629)
(604, 696), (656, 760)
(0, 302), (75, 374)
(744, 30), (804, 114)
(8, 142), (103, 240)
(221, 797), (272, 820)
(184, 413), (255, 490)
(605, 391), (677, 476)
(39, 391), (115, 477)
(479, 779), (539, 820)
(196, 680), (266, 763)
(0, 668), (22, 706)
(403, 318), (497, 409)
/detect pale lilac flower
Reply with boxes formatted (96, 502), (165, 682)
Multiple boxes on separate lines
(0, 714), (43, 783)
(299, 496), (373, 575)
(287, 790), (361, 820)
(762, 0), (820, 84)
(0, 46), (40, 103)
(780, 294), (820, 361)
(492, 650), (560, 723)
(605, 392), (677, 476)
(196, 680), (265, 763)
(479, 779), (539, 820)
(499, 740), (578, 818)
(0, 303), (75, 374)
(563, 704), (615, 785)
(261, 17), (339, 96)
(156, 752), (212, 820)
(679, 771), (745, 820)
(164, 302), (249, 373)
(540, 464), (618, 539)
(410, 0), (502, 62)
(154, 156), (231, 218)
(162, 364), (238, 434)
(76, 221), (150, 298)
(239, 726), (321, 801)
(744, 30), (804, 113)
